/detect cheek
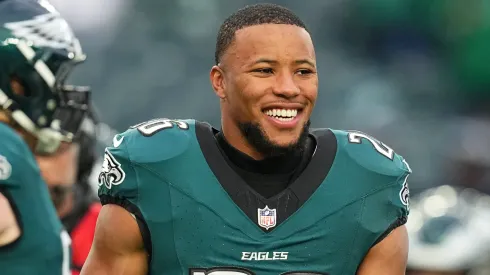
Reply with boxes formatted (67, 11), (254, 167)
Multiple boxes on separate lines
(307, 89), (318, 106)
(64, 164), (78, 185)
(38, 160), (77, 187)
(228, 79), (265, 117)
(300, 81), (318, 107)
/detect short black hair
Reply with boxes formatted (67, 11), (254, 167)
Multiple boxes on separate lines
(214, 3), (308, 65)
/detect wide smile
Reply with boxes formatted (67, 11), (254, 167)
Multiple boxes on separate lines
(262, 106), (304, 129)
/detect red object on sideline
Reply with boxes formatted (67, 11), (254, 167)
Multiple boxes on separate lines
(70, 202), (101, 275)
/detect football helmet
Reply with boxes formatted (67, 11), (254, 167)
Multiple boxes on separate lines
(0, 0), (89, 154)
(407, 185), (490, 273)
(77, 105), (98, 184)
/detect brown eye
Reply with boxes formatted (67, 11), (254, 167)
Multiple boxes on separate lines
(254, 68), (273, 74)
(296, 69), (313, 75)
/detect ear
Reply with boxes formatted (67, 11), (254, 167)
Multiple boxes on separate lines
(210, 65), (226, 99)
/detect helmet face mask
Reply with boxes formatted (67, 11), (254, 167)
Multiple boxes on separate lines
(0, 0), (90, 155)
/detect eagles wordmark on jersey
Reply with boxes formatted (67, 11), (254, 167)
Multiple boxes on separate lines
(98, 118), (411, 275)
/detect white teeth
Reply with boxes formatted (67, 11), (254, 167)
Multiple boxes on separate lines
(264, 108), (299, 119)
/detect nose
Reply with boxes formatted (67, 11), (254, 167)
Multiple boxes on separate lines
(272, 71), (300, 98)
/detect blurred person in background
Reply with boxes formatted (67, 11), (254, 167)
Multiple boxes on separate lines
(0, 0), (89, 274)
(406, 185), (490, 275)
(83, 3), (412, 275)
(37, 109), (101, 275)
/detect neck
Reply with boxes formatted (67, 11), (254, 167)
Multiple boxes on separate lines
(221, 117), (264, 160)
(216, 131), (303, 174)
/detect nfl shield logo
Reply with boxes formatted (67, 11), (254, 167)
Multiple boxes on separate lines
(257, 205), (277, 230)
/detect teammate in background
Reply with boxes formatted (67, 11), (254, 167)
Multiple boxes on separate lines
(82, 3), (411, 275)
(0, 0), (89, 274)
(406, 185), (490, 275)
(37, 109), (101, 275)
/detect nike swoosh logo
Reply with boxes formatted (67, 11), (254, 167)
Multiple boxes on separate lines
(113, 135), (124, 148)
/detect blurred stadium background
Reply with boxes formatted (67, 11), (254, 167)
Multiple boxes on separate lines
(50, 0), (490, 273)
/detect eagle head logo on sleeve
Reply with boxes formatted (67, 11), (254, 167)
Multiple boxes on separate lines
(98, 149), (126, 189)
(399, 175), (410, 211)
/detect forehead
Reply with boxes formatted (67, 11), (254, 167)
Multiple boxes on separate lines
(225, 24), (315, 65)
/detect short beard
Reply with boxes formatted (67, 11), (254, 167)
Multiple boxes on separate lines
(238, 120), (311, 158)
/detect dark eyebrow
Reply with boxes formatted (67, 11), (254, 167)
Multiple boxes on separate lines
(252, 58), (316, 68)
(252, 58), (278, 65)
(295, 59), (316, 68)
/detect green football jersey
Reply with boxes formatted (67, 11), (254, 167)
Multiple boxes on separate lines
(0, 123), (71, 275)
(98, 119), (411, 275)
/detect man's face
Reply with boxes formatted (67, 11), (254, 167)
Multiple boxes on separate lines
(218, 24), (318, 152)
(36, 143), (79, 210)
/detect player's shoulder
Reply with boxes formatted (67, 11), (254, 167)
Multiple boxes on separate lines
(98, 118), (197, 202)
(0, 123), (37, 184)
(324, 128), (412, 214)
(107, 118), (196, 164)
(328, 129), (411, 178)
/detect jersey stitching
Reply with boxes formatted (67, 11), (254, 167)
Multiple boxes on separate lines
(132, 162), (265, 241)
(123, 141), (159, 268)
(359, 178), (404, 201)
(131, 161), (405, 242)
(166, 175), (185, 273)
(126, 146), (185, 271)
(340, 198), (365, 275)
(121, 140), (138, 205)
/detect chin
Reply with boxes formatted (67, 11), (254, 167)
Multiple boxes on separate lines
(238, 119), (311, 157)
(266, 133), (301, 148)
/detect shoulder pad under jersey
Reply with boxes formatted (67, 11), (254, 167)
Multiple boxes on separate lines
(332, 129), (411, 178)
(116, 118), (194, 163)
(0, 123), (39, 188)
(331, 129), (412, 215)
(97, 118), (194, 203)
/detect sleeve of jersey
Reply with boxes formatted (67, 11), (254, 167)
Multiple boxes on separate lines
(97, 132), (156, 256)
(362, 156), (412, 246)
(97, 140), (139, 210)
(0, 149), (17, 189)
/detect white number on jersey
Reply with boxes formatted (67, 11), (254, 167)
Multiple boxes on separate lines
(131, 118), (189, 136)
(347, 131), (394, 160)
